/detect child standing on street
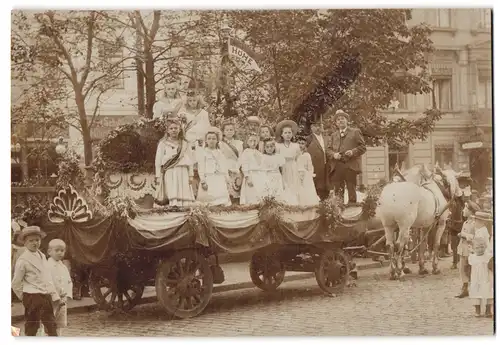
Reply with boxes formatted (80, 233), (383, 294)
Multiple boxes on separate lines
(468, 211), (494, 318)
(47, 239), (73, 336)
(11, 226), (60, 336)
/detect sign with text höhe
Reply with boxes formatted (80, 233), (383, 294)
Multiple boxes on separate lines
(227, 38), (262, 74)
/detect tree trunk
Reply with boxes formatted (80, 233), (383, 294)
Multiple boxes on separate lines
(74, 90), (93, 166)
(144, 48), (155, 118)
(135, 19), (145, 116)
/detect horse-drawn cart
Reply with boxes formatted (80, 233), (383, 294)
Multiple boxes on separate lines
(39, 183), (373, 319)
(32, 118), (384, 319)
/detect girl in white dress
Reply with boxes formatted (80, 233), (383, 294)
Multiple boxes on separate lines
(468, 211), (493, 317)
(196, 127), (231, 206)
(154, 119), (195, 207)
(275, 120), (300, 205)
(261, 139), (286, 202)
(296, 135), (320, 206)
(177, 91), (212, 151)
(239, 133), (266, 205)
(218, 121), (244, 203)
(153, 82), (183, 120)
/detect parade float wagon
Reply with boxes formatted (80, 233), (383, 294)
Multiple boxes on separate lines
(39, 118), (381, 319)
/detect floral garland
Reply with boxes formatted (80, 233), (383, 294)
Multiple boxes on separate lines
(93, 118), (165, 174)
(92, 117), (166, 199)
(56, 150), (84, 190)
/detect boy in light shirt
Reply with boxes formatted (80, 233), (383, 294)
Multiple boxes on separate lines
(47, 239), (73, 336)
(11, 226), (60, 336)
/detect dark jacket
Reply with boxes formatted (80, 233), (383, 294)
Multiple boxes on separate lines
(327, 127), (366, 175)
(307, 133), (328, 192)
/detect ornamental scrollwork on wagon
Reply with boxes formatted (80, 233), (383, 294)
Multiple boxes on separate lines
(48, 184), (93, 224)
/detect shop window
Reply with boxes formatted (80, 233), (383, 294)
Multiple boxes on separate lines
(388, 144), (409, 179)
(434, 146), (454, 169)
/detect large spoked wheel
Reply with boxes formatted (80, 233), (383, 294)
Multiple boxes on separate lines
(155, 249), (213, 319)
(249, 253), (286, 292)
(314, 249), (349, 294)
(88, 270), (144, 312)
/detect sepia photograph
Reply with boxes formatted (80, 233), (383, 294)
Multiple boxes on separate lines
(9, 3), (494, 338)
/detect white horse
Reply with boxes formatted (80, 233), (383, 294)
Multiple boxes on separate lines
(377, 164), (461, 280)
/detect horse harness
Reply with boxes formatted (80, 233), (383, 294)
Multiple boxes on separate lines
(421, 173), (452, 218)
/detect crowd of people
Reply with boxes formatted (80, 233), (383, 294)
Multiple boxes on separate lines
(445, 173), (494, 318)
(152, 82), (367, 208)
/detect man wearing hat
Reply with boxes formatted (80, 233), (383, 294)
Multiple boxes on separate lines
(326, 109), (366, 205)
(12, 226), (60, 336)
(307, 119), (329, 200)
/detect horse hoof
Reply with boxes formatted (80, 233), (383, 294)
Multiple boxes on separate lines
(432, 269), (441, 275)
(403, 267), (411, 274)
(419, 269), (429, 275)
(389, 274), (397, 281)
(398, 275), (406, 282)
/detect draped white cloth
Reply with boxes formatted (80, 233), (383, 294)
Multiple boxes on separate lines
(128, 208), (320, 231)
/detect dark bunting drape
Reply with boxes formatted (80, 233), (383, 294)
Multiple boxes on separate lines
(39, 215), (122, 266)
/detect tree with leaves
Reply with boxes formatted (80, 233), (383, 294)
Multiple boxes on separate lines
(12, 10), (133, 166)
(198, 9), (441, 147)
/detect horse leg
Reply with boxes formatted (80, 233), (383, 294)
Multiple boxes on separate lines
(383, 222), (397, 280)
(432, 218), (447, 275)
(418, 228), (429, 275)
(395, 226), (411, 280)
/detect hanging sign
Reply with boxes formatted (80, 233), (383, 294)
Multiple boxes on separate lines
(227, 38), (262, 74)
(462, 141), (484, 149)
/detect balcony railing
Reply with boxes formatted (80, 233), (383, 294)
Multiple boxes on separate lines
(11, 186), (57, 213)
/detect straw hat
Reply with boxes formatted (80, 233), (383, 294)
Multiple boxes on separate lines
(17, 226), (46, 244)
(456, 171), (473, 183)
(275, 119), (299, 138)
(472, 211), (493, 222)
(465, 200), (481, 214)
(332, 109), (350, 122)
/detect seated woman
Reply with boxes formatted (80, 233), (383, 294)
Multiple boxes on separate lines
(154, 117), (196, 207)
(196, 127), (231, 206)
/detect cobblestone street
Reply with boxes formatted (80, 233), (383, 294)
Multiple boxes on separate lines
(14, 262), (495, 336)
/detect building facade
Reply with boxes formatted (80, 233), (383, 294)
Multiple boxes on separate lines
(361, 8), (492, 191)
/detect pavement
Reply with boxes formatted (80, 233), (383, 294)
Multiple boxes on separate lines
(11, 257), (387, 322)
(11, 256), (495, 336)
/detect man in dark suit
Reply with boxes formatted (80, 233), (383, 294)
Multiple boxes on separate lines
(307, 120), (329, 201)
(326, 110), (366, 205)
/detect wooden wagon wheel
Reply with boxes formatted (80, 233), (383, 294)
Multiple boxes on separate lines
(314, 249), (349, 294)
(88, 270), (144, 312)
(155, 249), (213, 319)
(249, 252), (286, 292)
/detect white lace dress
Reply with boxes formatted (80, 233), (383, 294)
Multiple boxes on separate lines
(297, 151), (320, 206)
(196, 148), (231, 206)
